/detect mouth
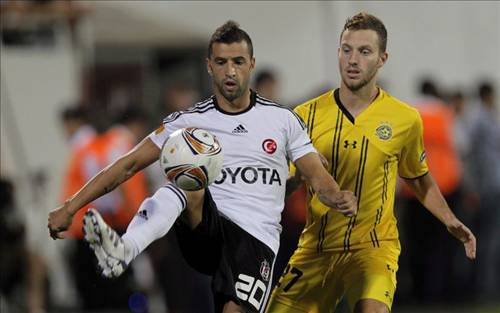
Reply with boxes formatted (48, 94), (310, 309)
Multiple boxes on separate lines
(223, 80), (238, 91)
(346, 68), (361, 79)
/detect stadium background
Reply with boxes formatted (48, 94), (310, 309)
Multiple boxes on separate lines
(1, 1), (499, 313)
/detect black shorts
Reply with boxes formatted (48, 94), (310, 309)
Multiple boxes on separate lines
(174, 189), (276, 313)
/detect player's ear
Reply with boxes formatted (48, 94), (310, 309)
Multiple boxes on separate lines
(378, 52), (388, 68)
(206, 58), (213, 76)
(250, 57), (256, 71)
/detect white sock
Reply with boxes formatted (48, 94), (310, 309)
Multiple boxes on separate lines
(122, 184), (187, 264)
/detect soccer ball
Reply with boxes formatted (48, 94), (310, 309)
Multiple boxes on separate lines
(160, 127), (223, 191)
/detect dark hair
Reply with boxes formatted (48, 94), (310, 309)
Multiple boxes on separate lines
(114, 105), (147, 125)
(341, 12), (388, 53)
(419, 78), (441, 98)
(255, 70), (276, 87)
(478, 81), (494, 100)
(208, 20), (253, 58)
(60, 105), (88, 122)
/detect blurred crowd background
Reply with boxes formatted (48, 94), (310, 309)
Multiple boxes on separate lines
(1, 1), (499, 313)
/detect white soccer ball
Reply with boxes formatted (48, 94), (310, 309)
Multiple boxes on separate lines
(160, 127), (223, 191)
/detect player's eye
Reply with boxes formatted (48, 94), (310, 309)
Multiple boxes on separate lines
(233, 58), (246, 65)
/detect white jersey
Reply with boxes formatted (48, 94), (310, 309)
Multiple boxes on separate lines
(149, 91), (316, 253)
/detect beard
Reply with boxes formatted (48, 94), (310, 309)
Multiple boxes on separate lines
(214, 79), (247, 102)
(342, 66), (378, 92)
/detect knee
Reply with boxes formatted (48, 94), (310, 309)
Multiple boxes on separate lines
(222, 300), (245, 313)
(353, 299), (390, 313)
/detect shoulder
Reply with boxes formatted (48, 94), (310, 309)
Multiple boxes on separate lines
(255, 94), (306, 129)
(163, 96), (216, 124)
(295, 90), (335, 112)
(381, 89), (421, 123)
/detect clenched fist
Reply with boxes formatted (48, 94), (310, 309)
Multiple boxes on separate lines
(47, 202), (73, 240)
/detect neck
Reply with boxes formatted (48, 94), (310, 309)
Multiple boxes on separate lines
(214, 88), (252, 113)
(339, 80), (379, 115)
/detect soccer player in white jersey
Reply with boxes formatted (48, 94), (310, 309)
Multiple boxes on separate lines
(48, 21), (357, 313)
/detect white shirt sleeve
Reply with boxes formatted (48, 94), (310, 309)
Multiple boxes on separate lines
(148, 113), (187, 149)
(285, 110), (316, 162)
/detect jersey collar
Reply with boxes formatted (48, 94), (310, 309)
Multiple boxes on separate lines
(212, 90), (256, 115)
(333, 88), (381, 124)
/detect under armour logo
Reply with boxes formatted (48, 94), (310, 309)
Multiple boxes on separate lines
(344, 140), (357, 148)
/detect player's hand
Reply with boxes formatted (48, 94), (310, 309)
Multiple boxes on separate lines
(446, 219), (476, 260)
(48, 203), (73, 240)
(319, 190), (357, 217)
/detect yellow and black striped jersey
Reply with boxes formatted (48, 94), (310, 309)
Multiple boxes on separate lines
(293, 88), (428, 252)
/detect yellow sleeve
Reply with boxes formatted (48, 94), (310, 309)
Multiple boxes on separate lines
(398, 113), (429, 178)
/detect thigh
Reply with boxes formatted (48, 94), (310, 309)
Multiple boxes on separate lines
(214, 218), (276, 313)
(266, 248), (343, 313)
(174, 188), (223, 275)
(343, 243), (400, 312)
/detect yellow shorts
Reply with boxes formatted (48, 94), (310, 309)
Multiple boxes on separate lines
(265, 242), (400, 313)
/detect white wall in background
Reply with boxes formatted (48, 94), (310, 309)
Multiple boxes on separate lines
(92, 1), (500, 105)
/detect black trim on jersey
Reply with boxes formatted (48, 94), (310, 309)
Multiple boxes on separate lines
(334, 89), (355, 124)
(256, 95), (306, 130)
(369, 231), (380, 248)
(343, 216), (356, 251)
(333, 88), (380, 125)
(382, 159), (389, 204)
(212, 90), (256, 116)
(163, 184), (187, 209)
(306, 102), (317, 138)
(331, 110), (343, 180)
(316, 212), (328, 253)
(163, 98), (216, 124)
(344, 136), (369, 251)
(400, 171), (429, 180)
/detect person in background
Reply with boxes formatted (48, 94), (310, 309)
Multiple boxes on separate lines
(62, 105), (149, 311)
(254, 69), (280, 101)
(468, 82), (500, 301)
(60, 105), (96, 150)
(400, 79), (465, 303)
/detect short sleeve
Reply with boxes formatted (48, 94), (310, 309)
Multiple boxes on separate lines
(148, 112), (187, 148)
(286, 108), (316, 163)
(398, 113), (429, 178)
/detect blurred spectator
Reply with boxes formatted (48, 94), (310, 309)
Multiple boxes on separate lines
(0, 0), (90, 46)
(254, 69), (280, 101)
(163, 82), (200, 115)
(400, 78), (464, 303)
(0, 177), (31, 312)
(62, 105), (149, 311)
(60, 105), (96, 150)
(468, 82), (500, 300)
(1, 175), (58, 313)
(449, 91), (472, 159)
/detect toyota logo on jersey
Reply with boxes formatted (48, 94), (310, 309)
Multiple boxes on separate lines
(262, 139), (277, 154)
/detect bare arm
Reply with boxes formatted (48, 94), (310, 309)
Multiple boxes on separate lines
(48, 137), (160, 239)
(403, 173), (476, 260)
(294, 152), (357, 216)
(286, 153), (329, 197)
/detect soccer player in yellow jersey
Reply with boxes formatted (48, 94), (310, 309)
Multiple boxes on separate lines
(265, 12), (476, 313)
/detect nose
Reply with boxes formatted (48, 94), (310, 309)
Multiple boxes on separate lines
(348, 51), (359, 65)
(225, 62), (236, 77)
